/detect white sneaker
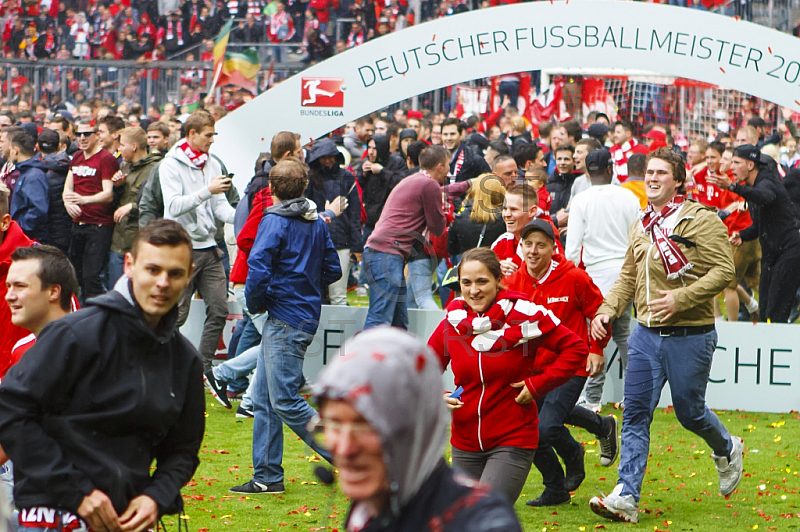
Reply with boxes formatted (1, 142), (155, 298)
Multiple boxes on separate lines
(713, 436), (744, 496)
(576, 397), (601, 413)
(589, 484), (639, 523)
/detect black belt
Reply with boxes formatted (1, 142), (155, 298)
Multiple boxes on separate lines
(647, 324), (715, 337)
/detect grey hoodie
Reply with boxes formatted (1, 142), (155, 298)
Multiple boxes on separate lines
(159, 142), (235, 249)
(314, 327), (449, 511)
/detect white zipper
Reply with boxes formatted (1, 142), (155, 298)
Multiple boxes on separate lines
(477, 351), (486, 452)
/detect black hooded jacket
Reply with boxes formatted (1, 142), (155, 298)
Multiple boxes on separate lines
(0, 280), (205, 517)
(357, 134), (408, 228)
(733, 160), (800, 265)
(305, 138), (363, 251)
(41, 152), (72, 253)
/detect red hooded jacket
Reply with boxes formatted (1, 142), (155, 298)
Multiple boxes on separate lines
(230, 187), (274, 284)
(505, 256), (606, 377)
(427, 290), (587, 453)
(0, 221), (34, 379)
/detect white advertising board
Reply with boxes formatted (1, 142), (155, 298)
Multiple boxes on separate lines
(183, 302), (800, 413)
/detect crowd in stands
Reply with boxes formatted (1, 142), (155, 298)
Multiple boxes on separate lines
(2, 0), (797, 64)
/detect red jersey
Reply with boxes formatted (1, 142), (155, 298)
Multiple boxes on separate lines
(230, 187), (274, 284)
(691, 167), (723, 208)
(491, 232), (523, 270)
(70, 149), (119, 225)
(0, 221), (34, 379)
(718, 181), (752, 235)
(505, 257), (606, 377)
(536, 186), (552, 217)
(8, 333), (35, 374)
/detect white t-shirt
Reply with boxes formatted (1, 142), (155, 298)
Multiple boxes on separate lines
(565, 184), (641, 278)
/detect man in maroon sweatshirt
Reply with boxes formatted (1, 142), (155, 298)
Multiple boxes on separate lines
(363, 145), (470, 329)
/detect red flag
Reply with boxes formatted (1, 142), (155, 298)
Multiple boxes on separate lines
(581, 77), (618, 123)
(528, 79), (566, 124)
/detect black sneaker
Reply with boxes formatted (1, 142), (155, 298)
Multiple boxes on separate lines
(563, 445), (586, 492)
(599, 415), (619, 467)
(203, 370), (231, 409)
(526, 490), (571, 507)
(229, 479), (285, 494)
(236, 405), (253, 418)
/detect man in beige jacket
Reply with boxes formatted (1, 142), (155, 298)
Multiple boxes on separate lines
(587, 148), (743, 524)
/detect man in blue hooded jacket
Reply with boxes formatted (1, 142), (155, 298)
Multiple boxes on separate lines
(230, 157), (341, 495)
(7, 131), (48, 242)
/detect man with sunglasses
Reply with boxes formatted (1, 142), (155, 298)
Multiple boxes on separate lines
(63, 121), (119, 301)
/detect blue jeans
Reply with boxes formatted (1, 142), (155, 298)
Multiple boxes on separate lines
(617, 326), (732, 501)
(357, 225), (374, 286)
(406, 257), (439, 310)
(436, 258), (454, 306)
(105, 251), (125, 291)
(251, 317), (331, 484)
(363, 249), (409, 329)
(214, 344), (259, 411)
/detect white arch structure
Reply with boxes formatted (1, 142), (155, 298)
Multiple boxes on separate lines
(214, 0), (800, 187)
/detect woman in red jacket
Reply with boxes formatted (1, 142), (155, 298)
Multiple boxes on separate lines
(427, 247), (588, 504)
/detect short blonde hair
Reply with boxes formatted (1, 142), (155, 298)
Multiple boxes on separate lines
(119, 127), (147, 151)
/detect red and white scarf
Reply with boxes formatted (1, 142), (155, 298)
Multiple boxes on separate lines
(445, 291), (560, 353)
(166, 19), (183, 45)
(177, 139), (208, 169)
(610, 138), (640, 179)
(448, 146), (465, 183)
(641, 195), (693, 280)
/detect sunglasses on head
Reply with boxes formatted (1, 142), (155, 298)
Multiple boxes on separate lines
(76, 130), (96, 137)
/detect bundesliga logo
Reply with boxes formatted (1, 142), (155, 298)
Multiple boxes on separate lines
(301, 78), (345, 108)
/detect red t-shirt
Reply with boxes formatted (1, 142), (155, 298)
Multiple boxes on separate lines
(70, 149), (119, 225)
(536, 186), (552, 217)
(718, 183), (752, 235)
(691, 167), (723, 208)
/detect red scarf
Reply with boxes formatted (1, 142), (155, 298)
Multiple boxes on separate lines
(445, 291), (560, 353)
(641, 195), (693, 280)
(177, 139), (208, 169)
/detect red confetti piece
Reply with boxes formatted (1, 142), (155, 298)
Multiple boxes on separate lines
(795, 100), (800, 107)
(432, 34), (436, 41)
(720, 67), (726, 73)
(768, 47), (773, 54)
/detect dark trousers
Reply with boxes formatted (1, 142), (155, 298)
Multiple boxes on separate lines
(69, 223), (113, 302)
(176, 247), (230, 371)
(759, 246), (800, 323)
(533, 375), (603, 495)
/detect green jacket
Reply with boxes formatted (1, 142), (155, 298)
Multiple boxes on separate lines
(111, 152), (163, 254)
(597, 200), (735, 328)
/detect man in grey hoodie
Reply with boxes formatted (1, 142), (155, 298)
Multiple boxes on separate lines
(312, 327), (522, 531)
(159, 111), (235, 370)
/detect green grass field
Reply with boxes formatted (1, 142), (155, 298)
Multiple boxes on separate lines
(181, 395), (800, 531)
